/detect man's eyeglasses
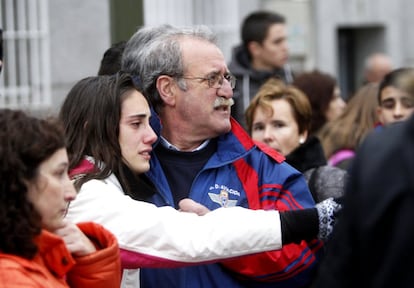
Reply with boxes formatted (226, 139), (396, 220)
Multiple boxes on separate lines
(181, 72), (236, 89)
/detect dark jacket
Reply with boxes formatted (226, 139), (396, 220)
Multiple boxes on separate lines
(286, 136), (347, 202)
(311, 115), (414, 288)
(228, 45), (293, 129)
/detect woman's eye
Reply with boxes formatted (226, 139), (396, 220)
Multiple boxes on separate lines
(252, 125), (264, 131)
(272, 122), (284, 128)
(55, 169), (67, 178)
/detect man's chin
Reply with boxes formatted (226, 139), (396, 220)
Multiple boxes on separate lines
(220, 121), (232, 134)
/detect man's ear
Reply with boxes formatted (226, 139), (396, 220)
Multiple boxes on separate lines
(156, 75), (176, 106)
(247, 41), (262, 58)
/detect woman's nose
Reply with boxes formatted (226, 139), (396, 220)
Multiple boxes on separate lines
(145, 126), (158, 144)
(64, 176), (77, 202)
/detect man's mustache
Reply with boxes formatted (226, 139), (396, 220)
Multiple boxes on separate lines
(213, 97), (234, 108)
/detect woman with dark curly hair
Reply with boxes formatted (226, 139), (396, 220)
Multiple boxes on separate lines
(0, 109), (121, 287)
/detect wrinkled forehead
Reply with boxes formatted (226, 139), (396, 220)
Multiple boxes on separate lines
(181, 38), (227, 74)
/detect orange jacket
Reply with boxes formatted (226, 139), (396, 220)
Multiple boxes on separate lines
(0, 222), (121, 287)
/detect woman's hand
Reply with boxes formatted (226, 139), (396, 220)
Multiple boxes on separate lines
(54, 220), (96, 257)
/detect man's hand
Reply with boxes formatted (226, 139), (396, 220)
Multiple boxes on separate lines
(179, 198), (210, 216)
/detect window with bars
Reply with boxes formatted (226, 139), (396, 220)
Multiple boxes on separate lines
(0, 0), (51, 109)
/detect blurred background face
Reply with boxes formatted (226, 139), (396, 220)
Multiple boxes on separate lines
(251, 98), (306, 156)
(119, 90), (157, 174)
(365, 53), (393, 83)
(377, 86), (414, 125)
(252, 23), (289, 70)
(325, 86), (346, 121)
(27, 148), (76, 231)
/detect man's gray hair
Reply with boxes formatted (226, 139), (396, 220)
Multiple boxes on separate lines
(122, 24), (217, 113)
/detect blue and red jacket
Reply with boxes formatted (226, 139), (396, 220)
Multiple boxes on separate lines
(142, 117), (323, 288)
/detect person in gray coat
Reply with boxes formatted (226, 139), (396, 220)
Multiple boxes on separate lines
(229, 11), (293, 130)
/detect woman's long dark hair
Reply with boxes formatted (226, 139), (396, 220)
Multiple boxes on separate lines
(59, 72), (143, 195)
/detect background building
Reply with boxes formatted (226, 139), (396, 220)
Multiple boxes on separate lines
(1, 0), (413, 114)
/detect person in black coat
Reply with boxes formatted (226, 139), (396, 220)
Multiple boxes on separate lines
(311, 112), (414, 287)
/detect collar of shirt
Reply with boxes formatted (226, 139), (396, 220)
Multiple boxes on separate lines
(159, 136), (210, 152)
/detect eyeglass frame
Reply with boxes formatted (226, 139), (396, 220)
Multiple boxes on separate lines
(179, 71), (237, 89)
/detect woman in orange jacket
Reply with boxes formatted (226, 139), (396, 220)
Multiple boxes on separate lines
(0, 109), (121, 287)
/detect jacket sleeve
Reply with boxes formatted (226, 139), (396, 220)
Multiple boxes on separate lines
(221, 155), (323, 284)
(66, 222), (121, 288)
(65, 177), (283, 268)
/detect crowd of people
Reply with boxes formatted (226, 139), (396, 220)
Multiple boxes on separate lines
(1, 8), (414, 288)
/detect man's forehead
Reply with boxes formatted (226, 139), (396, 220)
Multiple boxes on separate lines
(182, 44), (226, 73)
